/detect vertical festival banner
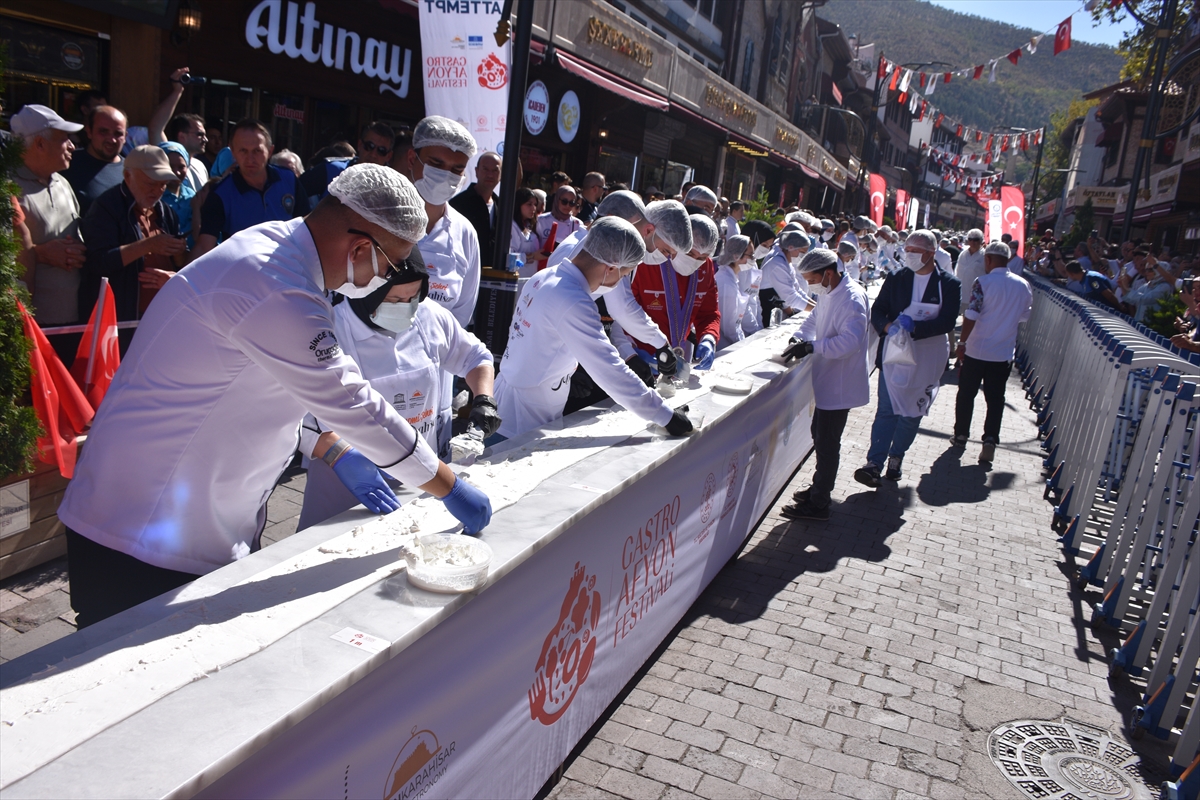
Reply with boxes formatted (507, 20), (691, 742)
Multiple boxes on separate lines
(868, 173), (886, 227)
(419, 0), (512, 179)
(986, 199), (1003, 242)
(1000, 186), (1026, 257)
(895, 190), (909, 228)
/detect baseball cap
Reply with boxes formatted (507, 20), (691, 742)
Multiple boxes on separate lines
(124, 145), (179, 183)
(10, 104), (83, 138)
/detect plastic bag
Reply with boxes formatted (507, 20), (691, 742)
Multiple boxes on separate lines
(883, 327), (917, 367)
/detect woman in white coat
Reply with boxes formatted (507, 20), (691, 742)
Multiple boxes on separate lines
(715, 234), (759, 349)
(299, 249), (498, 529)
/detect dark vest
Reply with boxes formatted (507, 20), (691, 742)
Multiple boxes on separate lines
(213, 165), (300, 238)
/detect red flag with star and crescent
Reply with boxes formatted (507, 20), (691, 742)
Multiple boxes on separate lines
(868, 173), (887, 227)
(1055, 17), (1072, 55)
(1001, 185), (1026, 257)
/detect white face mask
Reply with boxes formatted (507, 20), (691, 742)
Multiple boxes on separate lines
(673, 253), (705, 276)
(371, 297), (420, 333)
(591, 266), (619, 296)
(413, 155), (463, 205)
(643, 248), (668, 265)
(335, 246), (389, 298)
(790, 252), (806, 268)
(904, 250), (928, 271)
(753, 245), (771, 259)
(821, 231), (834, 241)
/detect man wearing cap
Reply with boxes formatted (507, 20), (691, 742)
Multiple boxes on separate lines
(80, 145), (189, 353)
(954, 241), (1032, 464)
(779, 248), (870, 521)
(57, 164), (493, 627)
(817, 218), (836, 248)
(11, 104), (88, 362)
(683, 185), (718, 217)
(62, 105), (127, 216)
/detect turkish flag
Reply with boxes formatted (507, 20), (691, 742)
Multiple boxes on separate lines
(18, 301), (95, 478)
(919, 72), (927, 87)
(71, 279), (121, 409)
(973, 64), (984, 80)
(895, 189), (910, 227)
(935, 113), (944, 128)
(944, 72), (951, 84)
(868, 173), (887, 226)
(1055, 17), (1072, 55)
(889, 66), (901, 91)
(878, 56), (888, 80)
(956, 124), (963, 137)
(1007, 49), (1021, 65)
(1001, 186), (1026, 257)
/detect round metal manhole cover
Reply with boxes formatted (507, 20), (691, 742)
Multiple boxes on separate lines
(987, 719), (1158, 800)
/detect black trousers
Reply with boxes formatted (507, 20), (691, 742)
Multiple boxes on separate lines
(66, 529), (200, 629)
(810, 408), (850, 508)
(954, 356), (1012, 443)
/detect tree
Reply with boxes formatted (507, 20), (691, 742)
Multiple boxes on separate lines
(1090, 0), (1197, 82)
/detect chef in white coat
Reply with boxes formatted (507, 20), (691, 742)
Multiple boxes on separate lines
(714, 234), (759, 348)
(494, 217), (693, 439)
(855, 229), (961, 487)
(57, 164), (492, 627)
(778, 248), (870, 520)
(759, 226), (814, 327)
(298, 247), (498, 529)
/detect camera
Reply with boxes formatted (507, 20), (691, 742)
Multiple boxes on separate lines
(174, 74), (207, 85)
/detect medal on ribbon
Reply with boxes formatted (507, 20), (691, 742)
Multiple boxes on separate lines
(660, 262), (698, 349)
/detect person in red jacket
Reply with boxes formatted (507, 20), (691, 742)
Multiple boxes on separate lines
(621, 213), (721, 371)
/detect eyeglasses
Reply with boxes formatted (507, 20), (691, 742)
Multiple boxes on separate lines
(360, 140), (392, 157)
(559, 198), (580, 208)
(348, 228), (401, 275)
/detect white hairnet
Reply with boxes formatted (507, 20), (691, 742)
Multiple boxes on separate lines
(580, 216), (647, 268)
(966, 228), (984, 241)
(820, 218), (835, 230)
(689, 214), (719, 257)
(645, 200), (693, 255)
(797, 248), (839, 274)
(985, 241), (1012, 259)
(328, 164), (428, 243)
(412, 115), (477, 157)
(836, 239), (859, 258)
(596, 190), (647, 222)
(786, 210), (820, 230)
(684, 185), (718, 207)
(779, 228), (809, 251)
(852, 215), (877, 232)
(907, 229), (937, 252)
(720, 234), (752, 265)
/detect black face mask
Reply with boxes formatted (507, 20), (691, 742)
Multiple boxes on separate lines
(342, 246), (430, 331)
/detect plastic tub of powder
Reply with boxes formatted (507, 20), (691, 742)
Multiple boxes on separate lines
(402, 534), (493, 593)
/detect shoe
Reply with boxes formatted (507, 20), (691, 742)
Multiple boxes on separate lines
(854, 463), (882, 488)
(952, 433), (968, 446)
(979, 439), (996, 464)
(885, 456), (903, 481)
(781, 501), (830, 521)
(792, 487), (810, 504)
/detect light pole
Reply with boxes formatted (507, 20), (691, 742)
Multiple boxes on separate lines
(992, 124), (1043, 242)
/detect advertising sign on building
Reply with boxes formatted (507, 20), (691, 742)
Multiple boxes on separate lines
(524, 81), (549, 136)
(557, 90), (581, 143)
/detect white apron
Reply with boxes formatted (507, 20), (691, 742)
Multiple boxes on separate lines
(883, 274), (948, 418)
(494, 367), (575, 438)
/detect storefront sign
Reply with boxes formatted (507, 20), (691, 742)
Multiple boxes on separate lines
(704, 84), (757, 128)
(1073, 185), (1120, 209)
(558, 90), (581, 143)
(245, 0), (414, 97)
(586, 16), (654, 68)
(774, 126), (798, 149)
(1184, 129), (1200, 164)
(273, 104), (305, 123)
(1149, 164), (1182, 204)
(524, 81), (550, 136)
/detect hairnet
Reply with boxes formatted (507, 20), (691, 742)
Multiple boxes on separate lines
(797, 248), (839, 274)
(966, 228), (984, 241)
(985, 241), (1012, 259)
(720, 235), (752, 265)
(328, 163), (429, 243)
(596, 190), (647, 222)
(852, 215), (877, 232)
(689, 214), (719, 257)
(779, 228), (809, 251)
(906, 229), (937, 253)
(741, 219), (775, 246)
(820, 218), (835, 230)
(645, 200), (693, 254)
(879, 225), (892, 234)
(580, 216), (647, 268)
(932, 229), (943, 242)
(684, 185), (718, 207)
(412, 115), (477, 157)
(786, 210), (820, 230)
(837, 239), (859, 258)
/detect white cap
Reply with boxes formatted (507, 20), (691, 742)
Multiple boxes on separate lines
(10, 104), (83, 139)
(328, 164), (428, 243)
(412, 115), (477, 157)
(684, 185), (718, 207)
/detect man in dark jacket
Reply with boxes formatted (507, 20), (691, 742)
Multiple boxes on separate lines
(449, 151), (501, 268)
(855, 229), (961, 486)
(80, 145), (187, 353)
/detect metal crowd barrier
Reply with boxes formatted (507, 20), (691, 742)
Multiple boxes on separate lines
(1015, 275), (1200, 787)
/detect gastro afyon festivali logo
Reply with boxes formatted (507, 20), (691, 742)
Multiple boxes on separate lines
(477, 53), (508, 89)
(529, 563), (602, 725)
(382, 727), (456, 800)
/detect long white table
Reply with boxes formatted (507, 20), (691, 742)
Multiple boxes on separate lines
(0, 317), (817, 800)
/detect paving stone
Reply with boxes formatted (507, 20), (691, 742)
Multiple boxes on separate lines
(598, 768), (665, 800)
(638, 756), (702, 792)
(693, 774), (759, 800)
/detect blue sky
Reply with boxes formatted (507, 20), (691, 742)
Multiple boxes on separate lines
(927, 0), (1139, 47)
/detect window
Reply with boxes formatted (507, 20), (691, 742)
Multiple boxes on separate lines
(740, 41), (755, 94)
(767, 15), (783, 78)
(698, 0), (715, 20)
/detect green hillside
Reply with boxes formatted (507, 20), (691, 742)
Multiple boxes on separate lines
(820, 0), (1125, 132)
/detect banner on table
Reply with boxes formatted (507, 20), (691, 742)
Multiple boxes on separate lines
(201, 363), (816, 800)
(1000, 186), (1025, 257)
(868, 173), (886, 226)
(419, 0), (511, 179)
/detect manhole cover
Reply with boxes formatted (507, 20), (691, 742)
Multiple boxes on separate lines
(987, 719), (1158, 800)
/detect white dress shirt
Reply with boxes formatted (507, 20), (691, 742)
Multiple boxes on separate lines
(964, 268), (1033, 363)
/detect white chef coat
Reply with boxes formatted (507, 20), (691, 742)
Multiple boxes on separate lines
(495, 260), (675, 438)
(737, 266), (764, 335)
(715, 264), (750, 349)
(963, 268), (1032, 363)
(57, 219), (440, 575)
(535, 211), (583, 249)
(798, 276), (870, 410)
(841, 231), (862, 282)
(954, 249), (987, 312)
(760, 246), (811, 311)
(420, 204), (481, 329)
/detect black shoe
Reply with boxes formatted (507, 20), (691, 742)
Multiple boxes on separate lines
(979, 439), (996, 464)
(884, 456), (903, 482)
(854, 464), (882, 488)
(781, 501), (830, 521)
(952, 433), (968, 447)
(792, 488), (810, 503)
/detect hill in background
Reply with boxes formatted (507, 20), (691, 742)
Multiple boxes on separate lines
(820, 0), (1125, 132)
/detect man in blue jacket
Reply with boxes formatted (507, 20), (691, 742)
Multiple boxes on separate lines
(855, 229), (961, 487)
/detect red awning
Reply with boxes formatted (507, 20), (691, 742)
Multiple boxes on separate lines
(554, 49), (669, 111)
(800, 164), (820, 179)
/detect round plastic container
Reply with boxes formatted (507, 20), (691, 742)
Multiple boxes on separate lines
(404, 534), (493, 594)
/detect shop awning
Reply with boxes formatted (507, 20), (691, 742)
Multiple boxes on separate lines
(800, 164), (820, 180)
(554, 49), (669, 111)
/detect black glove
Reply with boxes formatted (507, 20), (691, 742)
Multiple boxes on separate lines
(626, 355), (655, 387)
(665, 409), (694, 436)
(782, 339), (815, 363)
(469, 394), (502, 438)
(656, 345), (678, 378)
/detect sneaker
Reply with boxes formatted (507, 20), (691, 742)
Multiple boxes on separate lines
(952, 433), (968, 446)
(792, 487), (811, 504)
(854, 463), (882, 488)
(781, 500), (830, 521)
(979, 439), (997, 464)
(885, 456), (903, 481)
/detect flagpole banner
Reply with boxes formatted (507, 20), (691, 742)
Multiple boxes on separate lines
(868, 173), (887, 226)
(986, 199), (1004, 242)
(1000, 186), (1026, 257)
(197, 364), (816, 800)
(907, 196), (920, 229)
(895, 189), (909, 227)
(420, 0), (511, 180)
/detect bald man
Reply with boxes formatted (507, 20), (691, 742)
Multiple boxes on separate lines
(449, 151), (502, 268)
(63, 105), (127, 215)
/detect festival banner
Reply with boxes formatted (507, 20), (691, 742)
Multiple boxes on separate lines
(986, 199), (1004, 242)
(1000, 186), (1026, 257)
(895, 189), (910, 228)
(868, 173), (887, 227)
(419, 0), (512, 179)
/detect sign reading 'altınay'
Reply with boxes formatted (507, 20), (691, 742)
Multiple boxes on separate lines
(245, 0), (413, 98)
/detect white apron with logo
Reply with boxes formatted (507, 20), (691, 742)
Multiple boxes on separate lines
(493, 367), (575, 439)
(883, 273), (948, 418)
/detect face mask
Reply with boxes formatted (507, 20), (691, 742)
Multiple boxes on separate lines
(904, 250), (928, 271)
(790, 252), (806, 268)
(821, 231), (834, 241)
(413, 156), (463, 205)
(643, 249), (668, 265)
(753, 245), (771, 259)
(591, 266), (618, 296)
(673, 253), (704, 276)
(336, 247), (389, 298)
(371, 298), (420, 332)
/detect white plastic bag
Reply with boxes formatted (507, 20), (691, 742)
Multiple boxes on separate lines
(883, 328), (917, 367)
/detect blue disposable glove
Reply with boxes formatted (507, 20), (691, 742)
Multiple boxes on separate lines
(331, 447), (401, 515)
(896, 314), (915, 333)
(694, 340), (715, 370)
(441, 477), (492, 535)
